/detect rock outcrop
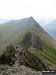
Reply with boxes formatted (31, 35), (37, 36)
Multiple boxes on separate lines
(13, 46), (47, 70)
(0, 47), (41, 75)
(0, 45), (47, 75)
(21, 32), (43, 51)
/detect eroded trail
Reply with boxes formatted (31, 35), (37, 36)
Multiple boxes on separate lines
(13, 47), (21, 67)
(0, 47), (41, 75)
(31, 26), (36, 48)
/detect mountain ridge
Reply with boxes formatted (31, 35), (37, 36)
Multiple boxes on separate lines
(0, 17), (56, 71)
(0, 17), (56, 52)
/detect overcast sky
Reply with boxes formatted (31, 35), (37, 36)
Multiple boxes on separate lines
(0, 0), (56, 21)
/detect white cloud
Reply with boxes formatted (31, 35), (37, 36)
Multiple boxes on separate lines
(0, 0), (56, 20)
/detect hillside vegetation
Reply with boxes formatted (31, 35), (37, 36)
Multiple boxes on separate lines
(0, 17), (56, 70)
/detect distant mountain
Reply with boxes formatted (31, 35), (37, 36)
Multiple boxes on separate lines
(0, 18), (9, 25)
(35, 18), (45, 26)
(43, 20), (56, 38)
(0, 17), (56, 70)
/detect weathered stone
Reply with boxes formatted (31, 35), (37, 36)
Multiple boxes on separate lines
(1, 65), (40, 75)
(0, 45), (47, 75)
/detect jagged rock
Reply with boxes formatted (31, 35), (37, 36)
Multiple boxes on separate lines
(14, 47), (47, 70)
(21, 32), (43, 51)
(0, 45), (47, 75)
(0, 46), (47, 71)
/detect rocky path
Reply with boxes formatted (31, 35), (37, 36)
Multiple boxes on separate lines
(31, 25), (36, 48)
(0, 46), (56, 75)
(0, 47), (41, 75)
(13, 47), (21, 67)
(0, 65), (40, 75)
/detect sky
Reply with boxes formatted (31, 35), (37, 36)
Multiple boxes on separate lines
(0, 0), (56, 24)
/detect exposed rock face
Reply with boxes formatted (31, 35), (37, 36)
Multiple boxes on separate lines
(13, 47), (47, 70)
(21, 32), (32, 47)
(21, 32), (43, 51)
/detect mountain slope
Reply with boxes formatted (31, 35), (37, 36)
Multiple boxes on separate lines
(0, 17), (56, 70)
(43, 20), (56, 38)
(20, 21), (56, 69)
(0, 17), (33, 54)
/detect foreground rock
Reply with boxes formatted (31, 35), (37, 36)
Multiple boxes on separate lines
(0, 65), (40, 75)
(0, 45), (47, 75)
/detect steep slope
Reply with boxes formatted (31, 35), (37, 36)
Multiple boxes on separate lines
(0, 17), (56, 70)
(43, 20), (56, 38)
(0, 17), (56, 55)
(20, 17), (56, 69)
(20, 25), (56, 70)
(21, 32), (43, 51)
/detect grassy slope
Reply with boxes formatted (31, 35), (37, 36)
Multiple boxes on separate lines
(19, 30), (56, 69)
(28, 33), (56, 69)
